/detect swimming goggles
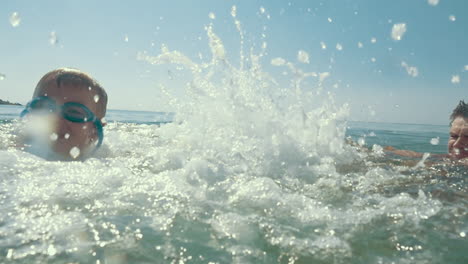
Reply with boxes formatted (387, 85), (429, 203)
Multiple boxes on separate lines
(20, 96), (104, 149)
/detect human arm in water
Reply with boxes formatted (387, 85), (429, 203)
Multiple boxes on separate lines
(383, 146), (424, 158)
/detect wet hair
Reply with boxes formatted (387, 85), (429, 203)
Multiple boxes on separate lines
(450, 100), (468, 123)
(33, 68), (108, 117)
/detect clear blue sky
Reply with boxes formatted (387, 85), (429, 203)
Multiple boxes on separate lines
(1, 0), (467, 125)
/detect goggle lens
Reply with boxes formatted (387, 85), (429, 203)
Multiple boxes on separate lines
(62, 103), (94, 123)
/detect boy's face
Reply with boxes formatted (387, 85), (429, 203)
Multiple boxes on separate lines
(33, 81), (104, 159)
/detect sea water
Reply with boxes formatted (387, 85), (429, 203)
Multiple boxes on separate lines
(1, 23), (467, 264)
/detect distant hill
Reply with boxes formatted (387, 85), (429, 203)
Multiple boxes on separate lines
(0, 99), (21, 106)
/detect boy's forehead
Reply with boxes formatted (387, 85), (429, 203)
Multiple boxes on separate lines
(38, 82), (94, 99)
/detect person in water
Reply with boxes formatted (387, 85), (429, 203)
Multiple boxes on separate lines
(20, 68), (107, 160)
(384, 100), (468, 162)
(447, 100), (468, 159)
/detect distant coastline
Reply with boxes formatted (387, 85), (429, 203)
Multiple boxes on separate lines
(0, 99), (21, 106)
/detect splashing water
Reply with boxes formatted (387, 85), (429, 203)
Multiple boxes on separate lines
(391, 23), (407, 41)
(1, 11), (467, 264)
(320, 41), (327, 50)
(401, 61), (419, 77)
(49, 31), (59, 46)
(297, 50), (310, 64)
(336, 43), (343, 51)
(69, 146), (81, 159)
(0, 73), (5, 80)
(9, 12), (21, 27)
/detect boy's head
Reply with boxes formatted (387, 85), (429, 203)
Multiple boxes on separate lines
(23, 68), (107, 160)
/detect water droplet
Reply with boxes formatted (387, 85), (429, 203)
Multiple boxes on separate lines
(82, 125), (88, 130)
(260, 7), (266, 14)
(64, 133), (70, 139)
(94, 94), (100, 103)
(88, 86), (92, 91)
(427, 0), (439, 6)
(124, 35), (129, 42)
(50, 133), (58, 141)
(461, 232), (466, 237)
(49, 31), (58, 46)
(208, 12), (216, 20)
(449, 15), (456, 22)
(69, 147), (80, 159)
(9, 12), (21, 27)
(357, 42), (363, 48)
(336, 43), (343, 51)
(320, 41), (327, 50)
(101, 117), (107, 123)
(47, 245), (57, 256)
(0, 73), (5, 80)
(430, 137), (439, 145)
(271, 57), (286, 66)
(464, 65), (468, 71)
(357, 137), (365, 146)
(327, 17), (333, 23)
(6, 249), (14, 259)
(401, 61), (419, 77)
(391, 23), (407, 41)
(231, 5), (237, 18)
(371, 57), (376, 62)
(451, 75), (460, 84)
(297, 50), (309, 64)
(370, 37), (377, 43)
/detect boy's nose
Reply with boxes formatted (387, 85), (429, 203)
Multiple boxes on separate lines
(54, 115), (70, 136)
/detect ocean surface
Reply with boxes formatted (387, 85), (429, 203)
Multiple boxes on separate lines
(0, 104), (466, 264)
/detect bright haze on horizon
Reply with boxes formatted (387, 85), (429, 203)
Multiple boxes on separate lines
(1, 0), (467, 125)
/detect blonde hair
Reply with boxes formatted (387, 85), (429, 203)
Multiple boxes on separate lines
(33, 68), (108, 117)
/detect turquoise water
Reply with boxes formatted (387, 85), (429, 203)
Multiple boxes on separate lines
(347, 121), (449, 154)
